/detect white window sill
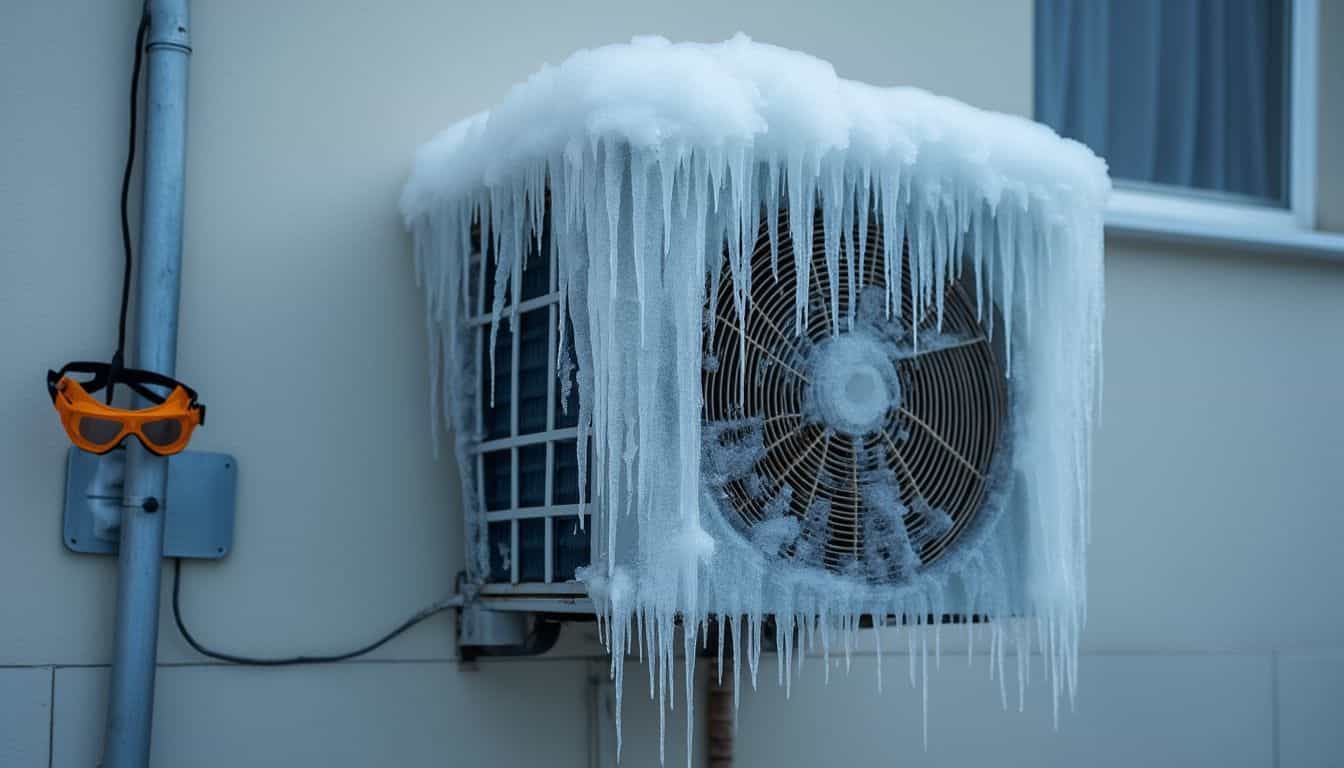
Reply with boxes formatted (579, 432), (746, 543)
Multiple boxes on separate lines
(1104, 189), (1344, 262)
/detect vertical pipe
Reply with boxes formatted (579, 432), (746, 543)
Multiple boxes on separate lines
(102, 2), (191, 767)
(707, 664), (734, 767)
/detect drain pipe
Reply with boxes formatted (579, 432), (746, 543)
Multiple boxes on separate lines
(101, 2), (191, 767)
(707, 667), (735, 767)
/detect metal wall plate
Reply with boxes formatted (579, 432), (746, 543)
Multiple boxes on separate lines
(62, 447), (237, 559)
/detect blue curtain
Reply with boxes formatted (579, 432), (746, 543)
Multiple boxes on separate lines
(1035, 0), (1287, 203)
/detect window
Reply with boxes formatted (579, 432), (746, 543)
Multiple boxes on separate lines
(1035, 0), (1326, 248)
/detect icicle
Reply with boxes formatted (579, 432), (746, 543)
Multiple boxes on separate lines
(873, 615), (884, 693)
(820, 161), (843, 336)
(921, 628), (929, 751)
(766, 159), (781, 280)
(841, 171), (856, 331)
(997, 204), (1017, 374)
(630, 149), (651, 345)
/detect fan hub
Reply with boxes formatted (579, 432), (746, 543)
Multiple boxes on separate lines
(807, 332), (900, 435)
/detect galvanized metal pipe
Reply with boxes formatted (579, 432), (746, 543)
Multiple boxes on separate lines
(102, 2), (191, 766)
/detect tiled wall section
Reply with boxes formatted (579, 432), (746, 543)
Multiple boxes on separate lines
(1278, 653), (1344, 768)
(4, 651), (1341, 766)
(48, 661), (592, 768)
(0, 668), (50, 767)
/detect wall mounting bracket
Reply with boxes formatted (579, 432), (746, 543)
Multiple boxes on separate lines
(454, 580), (564, 662)
(62, 447), (236, 560)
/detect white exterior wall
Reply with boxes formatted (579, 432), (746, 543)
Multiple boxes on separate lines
(1, 1), (1341, 765)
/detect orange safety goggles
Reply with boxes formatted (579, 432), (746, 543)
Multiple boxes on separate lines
(47, 361), (205, 456)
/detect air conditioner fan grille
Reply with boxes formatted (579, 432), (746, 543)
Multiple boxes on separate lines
(702, 213), (1008, 582)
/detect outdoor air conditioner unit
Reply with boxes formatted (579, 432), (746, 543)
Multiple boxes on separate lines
(462, 209), (1022, 617)
(402, 35), (1106, 755)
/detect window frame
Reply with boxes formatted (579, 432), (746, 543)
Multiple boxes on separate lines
(1071, 0), (1341, 258)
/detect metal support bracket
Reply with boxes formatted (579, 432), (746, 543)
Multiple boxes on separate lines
(456, 581), (528, 653)
(453, 579), (566, 662)
(62, 447), (236, 559)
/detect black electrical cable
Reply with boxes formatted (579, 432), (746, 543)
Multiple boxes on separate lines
(109, 8), (150, 405)
(171, 558), (457, 666)
(110, 11), (464, 667)
(122, 10), (455, 668)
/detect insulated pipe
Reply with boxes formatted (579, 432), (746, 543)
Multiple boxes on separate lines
(102, 2), (191, 766)
(707, 667), (734, 766)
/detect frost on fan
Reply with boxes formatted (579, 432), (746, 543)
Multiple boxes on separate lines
(401, 34), (1108, 760)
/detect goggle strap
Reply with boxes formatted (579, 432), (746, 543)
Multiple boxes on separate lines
(105, 349), (123, 405)
(47, 361), (200, 408)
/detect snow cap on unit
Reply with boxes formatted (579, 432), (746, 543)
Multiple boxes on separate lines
(404, 34), (1107, 766)
(401, 34), (1108, 223)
